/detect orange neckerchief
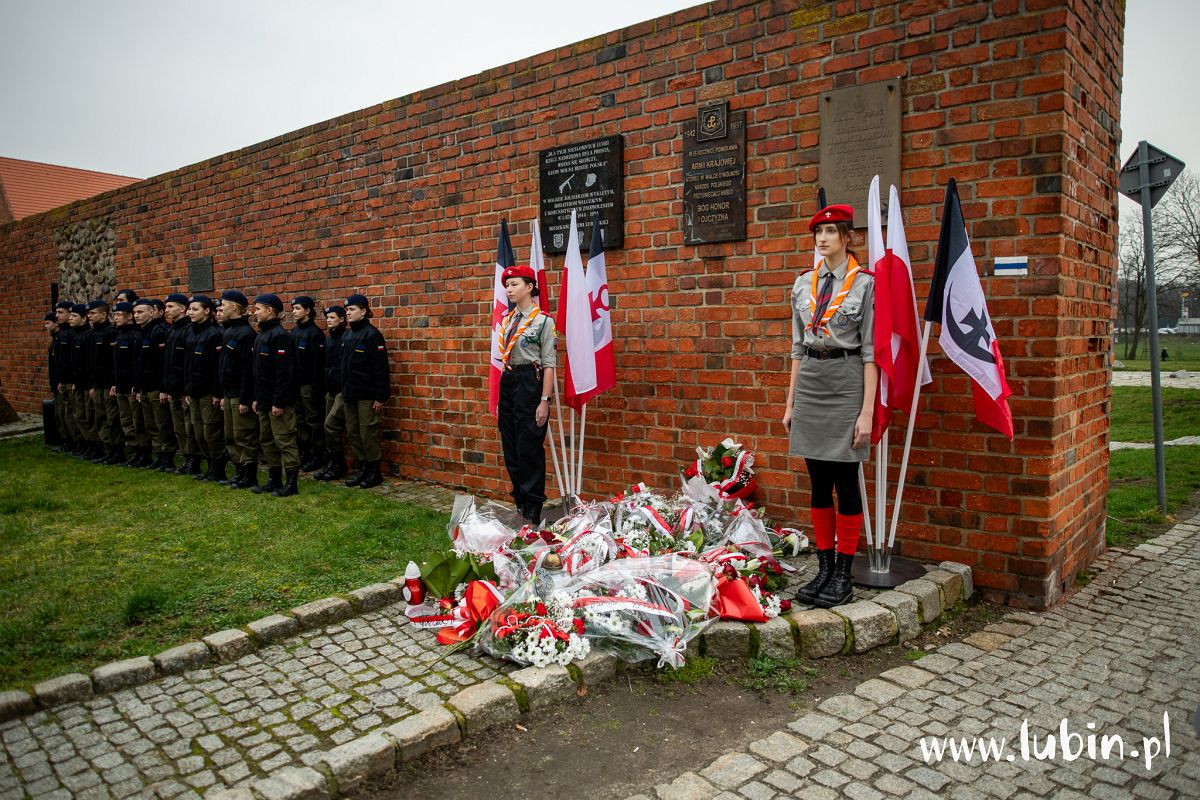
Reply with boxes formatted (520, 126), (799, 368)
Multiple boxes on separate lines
(808, 255), (861, 334)
(500, 305), (541, 367)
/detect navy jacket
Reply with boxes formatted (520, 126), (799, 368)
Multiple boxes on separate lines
(134, 320), (169, 393)
(253, 318), (298, 409)
(339, 320), (390, 403)
(219, 316), (256, 400)
(183, 319), (223, 398)
(290, 319), (326, 390)
(163, 317), (192, 396)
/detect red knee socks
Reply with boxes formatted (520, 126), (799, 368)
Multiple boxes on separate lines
(810, 506), (835, 550)
(835, 512), (862, 555)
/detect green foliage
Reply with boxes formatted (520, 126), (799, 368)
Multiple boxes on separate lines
(1109, 387), (1200, 443)
(1107, 445), (1200, 545)
(1114, 337), (1200, 371)
(656, 655), (717, 684)
(0, 437), (448, 689)
(731, 656), (816, 695)
(904, 650), (926, 661)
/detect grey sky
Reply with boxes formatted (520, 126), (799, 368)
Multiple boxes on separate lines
(0, 0), (1194, 209)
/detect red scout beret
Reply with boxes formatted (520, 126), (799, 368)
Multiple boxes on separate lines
(808, 204), (855, 232)
(501, 265), (536, 283)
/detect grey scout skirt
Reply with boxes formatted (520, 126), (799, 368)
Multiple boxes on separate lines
(789, 353), (869, 463)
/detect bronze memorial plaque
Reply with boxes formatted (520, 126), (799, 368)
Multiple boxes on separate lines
(683, 105), (746, 245)
(538, 135), (624, 254)
(818, 80), (902, 228)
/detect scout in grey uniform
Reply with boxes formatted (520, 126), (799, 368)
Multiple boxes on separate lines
(496, 264), (557, 526)
(784, 203), (878, 609)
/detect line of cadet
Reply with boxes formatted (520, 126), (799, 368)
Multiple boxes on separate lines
(43, 289), (391, 497)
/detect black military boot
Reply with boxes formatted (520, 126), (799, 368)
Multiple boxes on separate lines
(357, 461), (383, 489)
(104, 444), (125, 465)
(813, 552), (855, 609)
(208, 455), (229, 483)
(124, 447), (141, 467)
(344, 462), (367, 487)
(178, 456), (201, 475)
(218, 459), (238, 486)
(794, 549), (835, 605)
(156, 453), (174, 471)
(138, 446), (155, 467)
(232, 461), (258, 490)
(193, 458), (210, 480)
(254, 467), (283, 494)
(272, 468), (300, 497)
(301, 450), (325, 472)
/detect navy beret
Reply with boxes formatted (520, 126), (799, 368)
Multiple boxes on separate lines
(324, 305), (346, 317)
(54, 300), (73, 311)
(86, 299), (108, 310)
(151, 299), (166, 311)
(70, 304), (87, 316)
(345, 293), (369, 309)
(132, 298), (155, 308)
(190, 295), (215, 311)
(44, 312), (56, 321)
(165, 292), (190, 306)
(291, 295), (316, 310)
(221, 289), (249, 307)
(113, 301), (134, 313)
(115, 288), (139, 301)
(255, 293), (284, 313)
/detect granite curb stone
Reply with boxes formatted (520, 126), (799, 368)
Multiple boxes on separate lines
(247, 614), (302, 643)
(91, 656), (155, 693)
(152, 641), (212, 675)
(291, 597), (355, 630)
(444, 680), (521, 735)
(204, 628), (258, 663)
(315, 734), (394, 795)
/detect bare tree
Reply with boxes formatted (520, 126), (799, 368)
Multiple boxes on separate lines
(1117, 211), (1181, 360)
(1155, 171), (1200, 285)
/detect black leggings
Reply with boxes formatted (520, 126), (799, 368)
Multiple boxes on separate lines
(805, 458), (862, 515)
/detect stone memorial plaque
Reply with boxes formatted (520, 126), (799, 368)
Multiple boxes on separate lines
(539, 135), (623, 253)
(818, 80), (902, 228)
(187, 257), (214, 293)
(683, 105), (746, 245)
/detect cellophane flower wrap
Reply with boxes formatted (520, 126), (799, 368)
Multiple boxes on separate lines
(475, 574), (592, 668)
(448, 495), (518, 558)
(682, 437), (757, 501)
(552, 554), (719, 669)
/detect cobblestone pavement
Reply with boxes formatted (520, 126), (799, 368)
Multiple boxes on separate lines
(1111, 436), (1200, 451)
(0, 415), (42, 441)
(0, 605), (513, 799)
(627, 518), (1200, 800)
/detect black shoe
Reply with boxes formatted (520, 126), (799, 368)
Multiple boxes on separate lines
(813, 552), (855, 609)
(272, 468), (300, 497)
(124, 448), (141, 467)
(345, 463), (367, 487)
(103, 445), (125, 465)
(232, 462), (258, 490)
(138, 447), (155, 467)
(208, 456), (229, 483)
(218, 460), (239, 486)
(86, 443), (105, 462)
(174, 456), (194, 474)
(794, 549), (835, 605)
(193, 458), (210, 480)
(253, 467), (283, 494)
(524, 501), (543, 527)
(316, 457), (347, 481)
(357, 461), (383, 489)
(301, 451), (325, 472)
(157, 453), (175, 472)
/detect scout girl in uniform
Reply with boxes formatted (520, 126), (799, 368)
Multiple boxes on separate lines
(496, 265), (556, 526)
(783, 204), (877, 608)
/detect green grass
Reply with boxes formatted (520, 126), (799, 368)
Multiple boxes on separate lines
(0, 436), (449, 690)
(730, 656), (817, 695)
(1114, 336), (1200, 371)
(1107, 446), (1200, 546)
(1110, 387), (1200, 442)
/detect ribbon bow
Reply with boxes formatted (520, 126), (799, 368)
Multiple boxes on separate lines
(435, 580), (504, 645)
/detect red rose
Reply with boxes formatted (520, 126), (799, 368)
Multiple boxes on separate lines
(539, 531), (556, 544)
(573, 618), (585, 634)
(780, 599), (793, 612)
(684, 465), (697, 478)
(536, 602), (547, 616)
(721, 456), (734, 468)
(771, 562), (784, 576)
(439, 597), (453, 610)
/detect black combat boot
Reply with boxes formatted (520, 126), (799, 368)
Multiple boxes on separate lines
(254, 467), (283, 494)
(218, 459), (239, 486)
(232, 461), (259, 490)
(104, 444), (125, 465)
(813, 552), (855, 609)
(301, 450), (325, 471)
(794, 549), (835, 605)
(272, 468), (300, 497)
(357, 461), (383, 489)
(344, 462), (367, 487)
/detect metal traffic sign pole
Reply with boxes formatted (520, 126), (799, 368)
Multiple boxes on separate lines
(1119, 141), (1186, 514)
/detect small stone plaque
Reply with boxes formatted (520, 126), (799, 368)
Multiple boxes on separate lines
(818, 80), (902, 228)
(187, 257), (213, 293)
(683, 108), (746, 245)
(538, 135), (623, 253)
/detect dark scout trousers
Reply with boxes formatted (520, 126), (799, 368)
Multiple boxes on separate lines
(188, 395), (224, 458)
(258, 406), (300, 470)
(497, 365), (548, 510)
(169, 396), (194, 457)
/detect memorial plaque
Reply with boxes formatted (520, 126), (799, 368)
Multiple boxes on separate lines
(682, 106), (746, 245)
(538, 135), (623, 253)
(818, 80), (902, 228)
(187, 256), (213, 293)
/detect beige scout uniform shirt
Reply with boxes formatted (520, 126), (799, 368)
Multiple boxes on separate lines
(790, 257), (876, 361)
(503, 306), (557, 370)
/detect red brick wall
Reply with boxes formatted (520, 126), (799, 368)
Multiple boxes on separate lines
(0, 0), (1123, 609)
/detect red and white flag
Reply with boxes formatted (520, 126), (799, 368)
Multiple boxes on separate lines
(870, 177), (931, 442)
(530, 217), (551, 314)
(924, 179), (1014, 438)
(487, 220), (516, 416)
(577, 213), (616, 406)
(556, 210), (597, 411)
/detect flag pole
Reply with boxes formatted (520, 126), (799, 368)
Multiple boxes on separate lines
(546, 404), (568, 507)
(569, 407), (577, 499)
(554, 397), (572, 499)
(575, 402), (588, 498)
(887, 321), (932, 549)
(858, 464), (874, 556)
(874, 434), (887, 570)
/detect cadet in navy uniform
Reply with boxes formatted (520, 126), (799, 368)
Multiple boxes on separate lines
(495, 265), (557, 526)
(50, 301), (76, 451)
(86, 299), (122, 464)
(784, 204), (877, 609)
(217, 290), (260, 489)
(68, 304), (96, 459)
(161, 293), (197, 473)
(338, 294), (389, 489)
(290, 296), (327, 471)
(314, 305), (349, 481)
(252, 294), (301, 497)
(111, 301), (143, 465)
(132, 299), (172, 470)
(183, 295), (227, 481)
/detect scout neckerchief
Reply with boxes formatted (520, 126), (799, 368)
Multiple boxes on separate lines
(808, 254), (861, 334)
(500, 305), (541, 368)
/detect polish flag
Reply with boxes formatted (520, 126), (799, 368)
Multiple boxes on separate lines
(530, 217), (551, 314)
(870, 177), (931, 442)
(487, 220), (516, 416)
(556, 210), (597, 411)
(576, 213), (616, 406)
